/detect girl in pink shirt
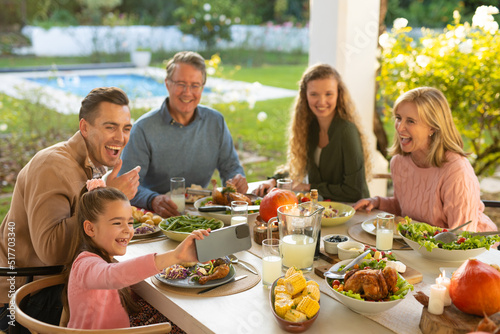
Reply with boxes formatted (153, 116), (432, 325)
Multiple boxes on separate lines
(66, 180), (209, 329)
(354, 87), (496, 232)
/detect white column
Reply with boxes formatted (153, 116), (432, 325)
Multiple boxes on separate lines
(309, 0), (388, 197)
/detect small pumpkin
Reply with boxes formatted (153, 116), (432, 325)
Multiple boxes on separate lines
(449, 258), (500, 316)
(259, 188), (298, 223)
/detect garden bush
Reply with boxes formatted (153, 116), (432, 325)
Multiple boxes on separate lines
(377, 5), (500, 176)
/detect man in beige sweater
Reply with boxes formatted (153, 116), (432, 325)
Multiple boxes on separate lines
(0, 87), (141, 330)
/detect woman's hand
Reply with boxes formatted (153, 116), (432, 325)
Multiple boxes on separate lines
(252, 179), (276, 196)
(353, 197), (380, 212)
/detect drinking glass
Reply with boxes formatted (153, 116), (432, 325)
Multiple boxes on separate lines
(277, 178), (292, 191)
(231, 201), (248, 225)
(170, 177), (185, 214)
(376, 213), (395, 251)
(262, 239), (282, 287)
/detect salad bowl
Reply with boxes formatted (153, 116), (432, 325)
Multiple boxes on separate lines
(318, 202), (355, 226)
(400, 235), (487, 262)
(397, 221), (497, 262)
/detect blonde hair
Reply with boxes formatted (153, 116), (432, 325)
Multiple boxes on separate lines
(283, 63), (372, 181)
(388, 87), (466, 167)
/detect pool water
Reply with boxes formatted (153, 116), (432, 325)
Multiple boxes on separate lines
(27, 74), (209, 99)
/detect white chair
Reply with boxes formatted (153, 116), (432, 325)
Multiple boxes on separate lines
(12, 274), (171, 334)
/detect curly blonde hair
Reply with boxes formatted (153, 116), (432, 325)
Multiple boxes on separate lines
(283, 63), (372, 182)
(388, 87), (466, 167)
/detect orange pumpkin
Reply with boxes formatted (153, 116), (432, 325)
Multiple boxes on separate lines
(449, 258), (500, 316)
(259, 188), (298, 223)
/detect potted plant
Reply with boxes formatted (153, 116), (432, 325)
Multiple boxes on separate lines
(131, 46), (151, 67)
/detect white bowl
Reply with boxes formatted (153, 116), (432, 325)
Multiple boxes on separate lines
(401, 235), (488, 262)
(193, 196), (259, 226)
(319, 201), (355, 226)
(325, 259), (407, 314)
(327, 280), (405, 314)
(323, 234), (350, 255)
(337, 241), (365, 260)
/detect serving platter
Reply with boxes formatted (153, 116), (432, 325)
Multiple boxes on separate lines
(155, 264), (235, 289)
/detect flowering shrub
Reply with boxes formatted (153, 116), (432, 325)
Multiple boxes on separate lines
(378, 6), (500, 176)
(174, 1), (241, 50)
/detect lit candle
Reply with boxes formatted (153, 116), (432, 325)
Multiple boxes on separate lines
(436, 273), (451, 306)
(428, 284), (446, 315)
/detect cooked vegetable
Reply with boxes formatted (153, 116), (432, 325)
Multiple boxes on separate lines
(284, 309), (307, 322)
(159, 214), (222, 233)
(302, 284), (320, 301)
(275, 298), (294, 318)
(284, 272), (307, 295)
(296, 296), (320, 318)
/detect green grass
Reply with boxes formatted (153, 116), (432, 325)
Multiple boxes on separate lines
(218, 65), (305, 90)
(0, 196), (12, 223)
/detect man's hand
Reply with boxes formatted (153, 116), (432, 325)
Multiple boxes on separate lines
(228, 174), (248, 194)
(106, 159), (141, 200)
(152, 195), (181, 218)
(252, 179), (276, 197)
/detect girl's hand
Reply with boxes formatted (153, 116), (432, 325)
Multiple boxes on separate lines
(353, 197), (380, 212)
(174, 229), (210, 263)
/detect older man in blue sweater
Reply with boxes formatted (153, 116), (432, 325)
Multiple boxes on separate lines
(120, 51), (247, 217)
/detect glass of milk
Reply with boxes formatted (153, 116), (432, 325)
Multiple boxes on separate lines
(376, 213), (395, 252)
(230, 201), (248, 225)
(170, 177), (185, 214)
(262, 238), (282, 288)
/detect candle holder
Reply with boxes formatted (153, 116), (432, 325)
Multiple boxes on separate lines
(253, 216), (279, 245)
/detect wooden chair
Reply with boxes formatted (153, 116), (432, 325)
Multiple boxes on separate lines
(12, 274), (172, 334)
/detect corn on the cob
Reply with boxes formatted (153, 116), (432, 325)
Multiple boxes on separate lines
(306, 280), (319, 288)
(275, 292), (292, 301)
(276, 277), (285, 286)
(302, 284), (320, 301)
(284, 309), (307, 323)
(296, 295), (320, 318)
(274, 298), (294, 318)
(285, 266), (302, 278)
(284, 272), (307, 295)
(293, 294), (305, 306)
(274, 285), (287, 295)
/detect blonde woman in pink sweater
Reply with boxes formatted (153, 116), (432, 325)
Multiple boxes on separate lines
(354, 87), (496, 232)
(65, 180), (209, 329)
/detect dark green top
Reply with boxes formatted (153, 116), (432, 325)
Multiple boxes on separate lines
(307, 114), (370, 202)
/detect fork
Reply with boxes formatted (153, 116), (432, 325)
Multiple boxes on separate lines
(324, 250), (371, 280)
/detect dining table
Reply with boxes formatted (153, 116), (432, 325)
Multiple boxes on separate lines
(117, 185), (500, 334)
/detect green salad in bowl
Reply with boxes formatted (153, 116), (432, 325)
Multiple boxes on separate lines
(397, 219), (500, 251)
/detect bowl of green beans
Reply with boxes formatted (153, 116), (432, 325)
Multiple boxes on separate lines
(158, 214), (224, 242)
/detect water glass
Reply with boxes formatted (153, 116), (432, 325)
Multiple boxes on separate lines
(376, 213), (395, 251)
(231, 201), (248, 225)
(277, 178), (292, 191)
(170, 177), (185, 214)
(262, 239), (282, 287)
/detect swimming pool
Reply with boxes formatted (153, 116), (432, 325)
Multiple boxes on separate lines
(0, 67), (297, 114)
(27, 74), (182, 99)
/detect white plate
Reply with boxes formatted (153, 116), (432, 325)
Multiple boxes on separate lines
(401, 235), (487, 262)
(155, 264), (235, 289)
(361, 218), (403, 240)
(132, 225), (161, 240)
(193, 196), (259, 225)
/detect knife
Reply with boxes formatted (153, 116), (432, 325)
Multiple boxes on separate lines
(197, 275), (248, 294)
(186, 188), (212, 196)
(198, 205), (260, 212)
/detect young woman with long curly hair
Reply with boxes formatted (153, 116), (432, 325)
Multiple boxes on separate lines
(255, 63), (371, 202)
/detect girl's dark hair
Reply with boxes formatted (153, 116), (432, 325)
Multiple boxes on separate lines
(63, 186), (140, 315)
